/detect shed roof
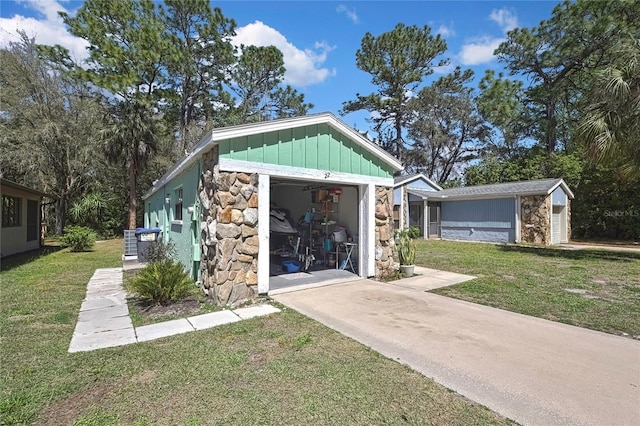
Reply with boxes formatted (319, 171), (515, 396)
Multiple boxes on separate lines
(409, 178), (574, 201)
(393, 172), (442, 190)
(0, 178), (48, 197)
(144, 112), (403, 200)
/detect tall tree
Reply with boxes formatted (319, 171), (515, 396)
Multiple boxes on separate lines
(495, 0), (639, 153)
(0, 33), (103, 234)
(160, 0), (237, 153)
(61, 0), (169, 229)
(476, 70), (526, 159)
(579, 32), (640, 178)
(341, 23), (447, 162)
(228, 45), (312, 124)
(405, 68), (489, 183)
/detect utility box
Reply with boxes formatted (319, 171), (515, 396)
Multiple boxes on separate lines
(135, 228), (162, 262)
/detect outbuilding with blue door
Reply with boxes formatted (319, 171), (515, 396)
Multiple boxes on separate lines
(394, 177), (574, 245)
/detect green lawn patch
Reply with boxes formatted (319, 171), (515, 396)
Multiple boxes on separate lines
(420, 240), (640, 338)
(1, 239), (513, 425)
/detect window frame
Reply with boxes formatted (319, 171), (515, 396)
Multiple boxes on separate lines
(2, 195), (22, 228)
(174, 187), (183, 222)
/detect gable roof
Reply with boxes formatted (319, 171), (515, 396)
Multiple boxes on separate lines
(144, 112), (403, 200)
(393, 172), (443, 190)
(1, 178), (48, 197)
(409, 178), (574, 201)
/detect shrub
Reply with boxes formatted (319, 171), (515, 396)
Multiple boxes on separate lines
(144, 239), (176, 263)
(60, 226), (96, 252)
(408, 226), (421, 239)
(127, 260), (193, 306)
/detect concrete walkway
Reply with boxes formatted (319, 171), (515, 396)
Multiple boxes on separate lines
(69, 268), (280, 353)
(274, 276), (640, 426)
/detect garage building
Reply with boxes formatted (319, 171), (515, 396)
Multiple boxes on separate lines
(395, 177), (574, 245)
(143, 113), (402, 305)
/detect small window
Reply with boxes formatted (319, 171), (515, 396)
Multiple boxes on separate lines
(2, 195), (21, 228)
(174, 188), (183, 221)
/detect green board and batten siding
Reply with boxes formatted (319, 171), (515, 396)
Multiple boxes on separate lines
(217, 123), (395, 178)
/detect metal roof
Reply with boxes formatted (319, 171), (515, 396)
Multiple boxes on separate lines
(0, 178), (48, 197)
(408, 178), (574, 200)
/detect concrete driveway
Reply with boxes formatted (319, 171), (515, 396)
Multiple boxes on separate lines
(274, 279), (640, 426)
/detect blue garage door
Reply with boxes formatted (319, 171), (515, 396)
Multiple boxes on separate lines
(441, 198), (515, 243)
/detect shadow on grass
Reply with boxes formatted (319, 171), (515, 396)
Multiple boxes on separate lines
(1, 245), (64, 272)
(498, 244), (640, 262)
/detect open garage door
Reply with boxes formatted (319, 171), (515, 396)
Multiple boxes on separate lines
(267, 178), (361, 293)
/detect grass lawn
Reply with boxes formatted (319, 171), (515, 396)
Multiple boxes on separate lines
(1, 239), (512, 425)
(419, 240), (640, 338)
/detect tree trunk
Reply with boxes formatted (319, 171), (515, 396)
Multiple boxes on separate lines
(55, 194), (67, 235)
(395, 117), (403, 162)
(546, 100), (558, 152)
(128, 161), (137, 230)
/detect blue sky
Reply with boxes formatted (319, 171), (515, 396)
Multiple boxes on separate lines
(0, 0), (561, 131)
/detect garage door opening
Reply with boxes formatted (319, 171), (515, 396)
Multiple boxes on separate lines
(268, 179), (361, 293)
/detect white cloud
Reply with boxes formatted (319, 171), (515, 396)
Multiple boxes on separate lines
(436, 24), (455, 38)
(0, 0), (88, 62)
(233, 20), (336, 87)
(459, 36), (504, 66)
(489, 8), (518, 33)
(336, 4), (359, 24)
(457, 9), (518, 66)
(433, 63), (456, 75)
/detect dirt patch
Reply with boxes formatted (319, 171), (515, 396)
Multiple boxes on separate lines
(35, 384), (113, 426)
(129, 295), (274, 326)
(136, 296), (204, 318)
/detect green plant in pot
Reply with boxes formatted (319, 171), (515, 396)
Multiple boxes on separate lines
(397, 228), (416, 277)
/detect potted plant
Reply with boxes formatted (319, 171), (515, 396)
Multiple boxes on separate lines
(397, 228), (416, 277)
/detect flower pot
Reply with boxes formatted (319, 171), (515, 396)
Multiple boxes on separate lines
(399, 264), (415, 277)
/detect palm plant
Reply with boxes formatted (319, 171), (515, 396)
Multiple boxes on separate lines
(101, 101), (159, 229)
(579, 33), (640, 178)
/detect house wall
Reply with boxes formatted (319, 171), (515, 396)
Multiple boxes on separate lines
(566, 199), (572, 242)
(408, 179), (439, 191)
(393, 187), (402, 205)
(374, 186), (395, 279)
(199, 147), (260, 306)
(520, 195), (552, 245)
(1, 186), (40, 257)
(336, 186), (358, 237)
(217, 123), (395, 178)
(144, 161), (201, 277)
(552, 186), (567, 205)
(440, 198), (516, 243)
(271, 184), (308, 223)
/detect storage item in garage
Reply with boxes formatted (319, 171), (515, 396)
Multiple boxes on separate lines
(282, 259), (301, 273)
(333, 226), (347, 243)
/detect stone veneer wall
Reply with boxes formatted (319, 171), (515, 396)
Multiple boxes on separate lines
(199, 147), (259, 306)
(375, 186), (396, 279)
(520, 195), (551, 245)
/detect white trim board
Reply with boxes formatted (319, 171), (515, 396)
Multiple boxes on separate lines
(257, 174), (270, 295)
(394, 173), (442, 191)
(220, 158), (394, 187)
